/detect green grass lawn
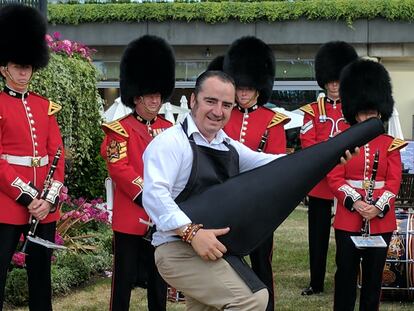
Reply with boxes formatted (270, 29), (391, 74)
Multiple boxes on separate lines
(5, 207), (414, 310)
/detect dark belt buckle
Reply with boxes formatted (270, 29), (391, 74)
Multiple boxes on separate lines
(31, 157), (41, 167)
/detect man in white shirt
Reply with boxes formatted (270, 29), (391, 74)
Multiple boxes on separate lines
(143, 70), (360, 310)
(143, 71), (281, 310)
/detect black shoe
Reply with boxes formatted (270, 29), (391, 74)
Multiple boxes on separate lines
(301, 286), (322, 296)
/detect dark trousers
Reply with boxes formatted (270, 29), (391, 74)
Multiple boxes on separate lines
(110, 231), (167, 311)
(307, 196), (333, 291)
(0, 222), (55, 311)
(334, 229), (392, 311)
(250, 234), (274, 311)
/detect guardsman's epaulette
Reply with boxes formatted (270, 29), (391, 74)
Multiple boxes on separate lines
(102, 119), (129, 138)
(267, 112), (291, 128)
(299, 104), (315, 117)
(48, 100), (62, 115)
(388, 137), (408, 152)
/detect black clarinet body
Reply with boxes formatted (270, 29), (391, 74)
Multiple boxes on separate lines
(21, 146), (63, 253)
(361, 149), (380, 236)
(257, 130), (269, 152)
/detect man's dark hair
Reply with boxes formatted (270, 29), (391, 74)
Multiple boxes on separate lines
(194, 70), (236, 97)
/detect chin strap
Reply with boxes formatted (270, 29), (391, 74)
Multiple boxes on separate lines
(237, 90), (259, 108)
(2, 66), (31, 89)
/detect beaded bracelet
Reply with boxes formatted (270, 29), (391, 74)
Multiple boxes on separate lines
(181, 223), (203, 244)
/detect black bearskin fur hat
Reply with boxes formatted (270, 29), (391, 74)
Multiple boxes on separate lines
(223, 36), (275, 106)
(315, 41), (358, 89)
(207, 55), (224, 71)
(0, 4), (49, 70)
(340, 59), (394, 125)
(120, 35), (175, 109)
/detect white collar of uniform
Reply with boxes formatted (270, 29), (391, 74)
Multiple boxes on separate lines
(185, 114), (231, 145)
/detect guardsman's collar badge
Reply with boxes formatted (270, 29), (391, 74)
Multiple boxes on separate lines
(237, 104), (258, 113)
(4, 85), (29, 99)
(133, 111), (157, 125)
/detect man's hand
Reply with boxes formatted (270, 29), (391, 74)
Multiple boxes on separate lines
(28, 198), (52, 220)
(191, 227), (230, 261)
(340, 147), (360, 165)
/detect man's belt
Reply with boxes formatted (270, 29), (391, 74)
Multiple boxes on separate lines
(347, 179), (384, 190)
(1, 154), (49, 167)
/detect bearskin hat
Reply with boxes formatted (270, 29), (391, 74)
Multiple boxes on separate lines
(0, 4), (49, 70)
(223, 36), (275, 106)
(315, 41), (358, 89)
(340, 59), (394, 125)
(207, 55), (224, 71)
(120, 35), (175, 109)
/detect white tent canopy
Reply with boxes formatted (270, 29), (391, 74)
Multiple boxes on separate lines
(387, 107), (404, 140)
(271, 107), (304, 130)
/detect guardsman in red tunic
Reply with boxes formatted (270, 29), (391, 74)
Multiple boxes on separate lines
(222, 36), (289, 311)
(300, 41), (358, 296)
(0, 5), (64, 311)
(328, 59), (407, 311)
(100, 35), (174, 311)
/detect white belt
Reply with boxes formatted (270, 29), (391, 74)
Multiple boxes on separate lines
(1, 154), (49, 167)
(346, 179), (384, 190)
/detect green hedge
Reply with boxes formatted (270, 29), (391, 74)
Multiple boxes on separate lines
(31, 53), (106, 199)
(49, 0), (414, 25)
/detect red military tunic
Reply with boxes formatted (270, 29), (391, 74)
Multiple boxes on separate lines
(300, 95), (349, 199)
(0, 88), (65, 225)
(101, 112), (172, 235)
(327, 135), (406, 234)
(224, 105), (289, 154)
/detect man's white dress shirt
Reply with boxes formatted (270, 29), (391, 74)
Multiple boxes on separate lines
(143, 114), (284, 246)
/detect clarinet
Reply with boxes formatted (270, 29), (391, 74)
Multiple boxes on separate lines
(361, 149), (380, 236)
(21, 146), (63, 253)
(257, 130), (269, 152)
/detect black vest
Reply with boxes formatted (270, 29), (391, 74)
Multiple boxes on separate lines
(175, 118), (265, 292)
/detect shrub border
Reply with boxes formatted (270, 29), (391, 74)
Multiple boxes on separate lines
(49, 0), (414, 25)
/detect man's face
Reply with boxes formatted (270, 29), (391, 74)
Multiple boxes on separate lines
(0, 62), (33, 92)
(134, 93), (162, 120)
(190, 76), (235, 142)
(325, 81), (340, 100)
(236, 87), (258, 109)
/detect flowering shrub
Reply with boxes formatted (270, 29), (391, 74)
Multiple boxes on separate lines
(6, 188), (112, 307)
(45, 32), (96, 62)
(56, 186), (110, 253)
(11, 252), (25, 268)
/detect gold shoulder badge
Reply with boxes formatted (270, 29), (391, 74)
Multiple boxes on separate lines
(299, 104), (315, 117)
(48, 101), (62, 115)
(267, 112), (291, 128)
(102, 120), (129, 138)
(388, 138), (408, 152)
(106, 140), (127, 163)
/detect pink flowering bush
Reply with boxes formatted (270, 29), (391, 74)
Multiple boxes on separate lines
(11, 252), (25, 268)
(57, 186), (110, 253)
(45, 32), (96, 62)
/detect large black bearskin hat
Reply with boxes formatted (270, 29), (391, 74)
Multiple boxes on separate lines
(0, 4), (49, 70)
(120, 35), (175, 109)
(315, 41), (358, 89)
(223, 36), (275, 106)
(207, 55), (224, 71)
(340, 59), (394, 126)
